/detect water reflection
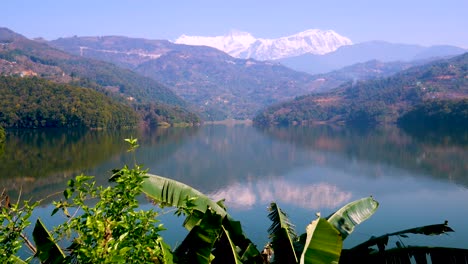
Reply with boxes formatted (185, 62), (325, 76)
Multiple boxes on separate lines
(1, 124), (467, 249)
(0, 127), (198, 201)
(210, 179), (352, 210)
(2, 125), (466, 203)
(259, 125), (468, 188)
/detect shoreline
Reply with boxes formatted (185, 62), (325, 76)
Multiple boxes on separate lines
(203, 119), (252, 126)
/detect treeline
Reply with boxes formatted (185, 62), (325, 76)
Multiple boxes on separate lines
(134, 102), (200, 127)
(0, 76), (138, 129)
(254, 52), (468, 126)
(0, 125), (4, 156)
(398, 99), (468, 130)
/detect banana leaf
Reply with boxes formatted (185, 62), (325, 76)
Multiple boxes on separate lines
(267, 202), (298, 264)
(341, 246), (468, 264)
(32, 218), (65, 264)
(174, 209), (223, 264)
(300, 216), (343, 264)
(327, 196), (379, 240)
(211, 225), (243, 264)
(142, 173), (227, 219)
(348, 221), (455, 253)
(213, 217), (263, 264)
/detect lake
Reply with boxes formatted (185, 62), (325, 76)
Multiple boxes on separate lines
(1, 124), (467, 253)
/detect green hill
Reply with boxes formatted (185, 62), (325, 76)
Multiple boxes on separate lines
(0, 28), (200, 126)
(0, 76), (138, 129)
(254, 53), (468, 127)
(0, 27), (185, 106)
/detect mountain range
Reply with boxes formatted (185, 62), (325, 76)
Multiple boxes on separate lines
(278, 41), (468, 74)
(50, 33), (465, 120)
(174, 29), (466, 75)
(254, 52), (468, 126)
(50, 36), (328, 119)
(174, 29), (353, 60)
(2, 27), (466, 125)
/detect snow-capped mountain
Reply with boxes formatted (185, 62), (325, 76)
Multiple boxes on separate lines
(175, 29), (352, 60)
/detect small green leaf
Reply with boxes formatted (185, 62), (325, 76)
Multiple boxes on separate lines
(75, 175), (94, 183)
(63, 189), (73, 199)
(51, 207), (59, 216)
(67, 179), (75, 188)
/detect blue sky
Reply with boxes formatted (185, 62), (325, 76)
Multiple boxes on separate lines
(2, 0), (468, 48)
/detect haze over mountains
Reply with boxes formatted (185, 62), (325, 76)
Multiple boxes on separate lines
(279, 41), (468, 74)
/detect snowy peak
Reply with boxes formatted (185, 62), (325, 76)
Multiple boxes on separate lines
(175, 29), (352, 60)
(176, 30), (256, 58)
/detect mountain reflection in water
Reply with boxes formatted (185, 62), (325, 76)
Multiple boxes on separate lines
(210, 180), (352, 210)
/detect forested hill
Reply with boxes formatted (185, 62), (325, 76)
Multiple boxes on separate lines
(0, 76), (138, 129)
(0, 27), (186, 107)
(254, 52), (468, 127)
(0, 27), (201, 126)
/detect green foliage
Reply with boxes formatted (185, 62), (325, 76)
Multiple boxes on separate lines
(0, 190), (39, 263)
(0, 126), (4, 143)
(0, 76), (138, 129)
(54, 166), (169, 263)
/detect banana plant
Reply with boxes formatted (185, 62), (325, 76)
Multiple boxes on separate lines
(142, 173), (263, 264)
(266, 197), (379, 264)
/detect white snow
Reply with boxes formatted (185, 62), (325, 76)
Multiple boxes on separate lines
(174, 29), (352, 60)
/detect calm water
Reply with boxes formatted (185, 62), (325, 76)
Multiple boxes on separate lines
(1, 125), (467, 252)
